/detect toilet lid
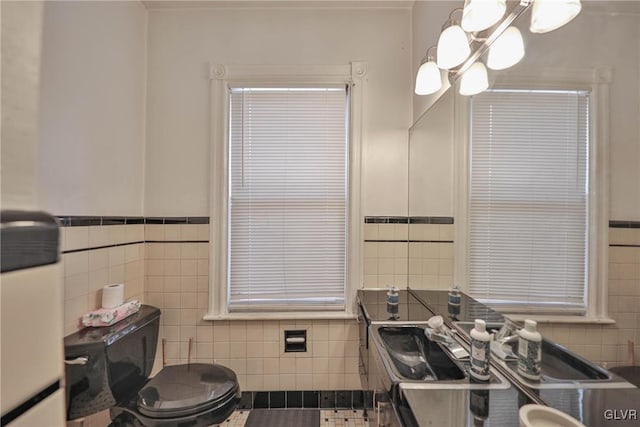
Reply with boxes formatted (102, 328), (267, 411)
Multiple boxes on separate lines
(137, 363), (238, 418)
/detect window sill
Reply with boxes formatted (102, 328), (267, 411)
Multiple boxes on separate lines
(504, 314), (616, 325)
(202, 311), (357, 321)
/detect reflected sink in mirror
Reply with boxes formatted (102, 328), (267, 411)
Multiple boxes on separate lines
(452, 321), (635, 389)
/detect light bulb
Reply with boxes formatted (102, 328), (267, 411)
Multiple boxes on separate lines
(530, 0), (582, 34)
(461, 0), (506, 32)
(437, 24), (471, 70)
(415, 60), (442, 95)
(487, 26), (525, 70)
(459, 62), (489, 96)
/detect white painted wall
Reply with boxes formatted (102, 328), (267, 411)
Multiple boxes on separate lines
(508, 6), (640, 221)
(410, 1), (640, 220)
(411, 1), (454, 123)
(408, 91), (453, 216)
(144, 5), (413, 217)
(37, 1), (147, 216)
(1, 1), (44, 211)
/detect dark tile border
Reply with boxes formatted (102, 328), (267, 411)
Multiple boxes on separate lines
(287, 391), (303, 408)
(240, 391), (367, 410)
(62, 241), (145, 255)
(302, 391), (319, 408)
(410, 216), (454, 225)
(57, 216), (103, 227)
(57, 216), (210, 226)
(253, 392), (269, 409)
(364, 239), (454, 243)
(145, 240), (209, 244)
(269, 391), (286, 409)
(610, 220), (640, 229)
(364, 216), (454, 225)
(62, 215), (640, 228)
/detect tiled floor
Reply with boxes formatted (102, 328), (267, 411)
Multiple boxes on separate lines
(210, 409), (371, 427)
(321, 409), (371, 427)
(210, 410), (251, 427)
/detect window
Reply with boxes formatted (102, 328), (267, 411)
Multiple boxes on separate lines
(206, 63), (365, 318)
(227, 87), (348, 312)
(453, 72), (611, 320)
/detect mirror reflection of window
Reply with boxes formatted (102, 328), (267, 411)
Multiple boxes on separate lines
(467, 89), (589, 314)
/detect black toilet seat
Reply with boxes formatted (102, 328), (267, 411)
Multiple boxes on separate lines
(137, 364), (239, 419)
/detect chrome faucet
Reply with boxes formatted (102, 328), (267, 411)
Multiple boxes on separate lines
(424, 316), (469, 360)
(494, 319), (520, 344)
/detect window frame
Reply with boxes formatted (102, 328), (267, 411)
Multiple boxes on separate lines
(453, 68), (613, 323)
(205, 63), (366, 320)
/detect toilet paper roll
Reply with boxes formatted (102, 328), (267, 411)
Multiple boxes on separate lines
(102, 283), (125, 308)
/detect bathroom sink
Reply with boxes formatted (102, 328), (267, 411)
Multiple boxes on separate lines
(452, 321), (635, 389)
(377, 326), (466, 381)
(368, 324), (510, 394)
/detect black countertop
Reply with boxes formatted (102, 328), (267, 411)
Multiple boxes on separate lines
(357, 289), (435, 323)
(409, 289), (506, 325)
(357, 288), (506, 325)
(357, 288), (640, 426)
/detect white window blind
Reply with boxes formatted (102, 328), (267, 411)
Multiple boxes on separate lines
(228, 87), (348, 312)
(468, 89), (589, 313)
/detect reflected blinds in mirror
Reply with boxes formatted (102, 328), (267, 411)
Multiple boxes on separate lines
(468, 89), (589, 312)
(228, 87), (348, 311)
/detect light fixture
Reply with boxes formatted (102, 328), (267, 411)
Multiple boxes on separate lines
(459, 62), (489, 96)
(415, 47), (442, 95)
(487, 26), (525, 70)
(437, 9), (471, 70)
(530, 0), (582, 34)
(461, 0), (507, 33)
(415, 0), (582, 101)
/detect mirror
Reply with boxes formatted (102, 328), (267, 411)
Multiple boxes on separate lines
(407, 1), (640, 293)
(408, 90), (455, 291)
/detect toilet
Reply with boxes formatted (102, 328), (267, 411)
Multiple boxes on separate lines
(64, 305), (240, 427)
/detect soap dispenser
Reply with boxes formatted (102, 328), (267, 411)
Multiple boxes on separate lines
(447, 285), (462, 317)
(386, 285), (399, 319)
(517, 319), (542, 380)
(470, 319), (491, 382)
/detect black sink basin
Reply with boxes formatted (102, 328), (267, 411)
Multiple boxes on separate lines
(377, 326), (466, 381)
(452, 321), (633, 389)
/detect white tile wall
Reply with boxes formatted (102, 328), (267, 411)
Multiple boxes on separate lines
(363, 223), (453, 290)
(61, 224), (145, 335)
(144, 224), (360, 391)
(60, 220), (639, 390)
(529, 228), (640, 368)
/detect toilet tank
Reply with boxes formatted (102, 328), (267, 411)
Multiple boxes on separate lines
(64, 305), (161, 420)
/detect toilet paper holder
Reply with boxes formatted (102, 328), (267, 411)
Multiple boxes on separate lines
(284, 330), (307, 352)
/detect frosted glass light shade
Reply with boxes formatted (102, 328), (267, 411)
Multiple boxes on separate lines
(461, 0), (506, 32)
(415, 61), (442, 95)
(437, 25), (471, 70)
(459, 62), (489, 96)
(530, 0), (582, 33)
(487, 26), (525, 70)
